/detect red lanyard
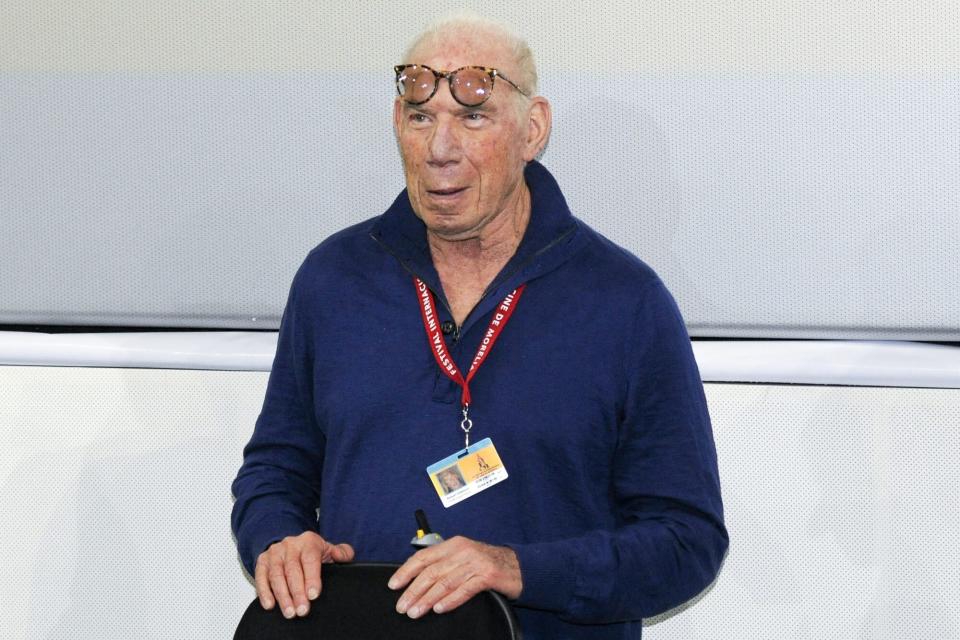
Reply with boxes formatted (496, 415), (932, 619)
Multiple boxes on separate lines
(414, 277), (525, 447)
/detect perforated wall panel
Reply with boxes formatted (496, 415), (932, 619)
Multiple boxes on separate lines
(2, 2), (959, 338)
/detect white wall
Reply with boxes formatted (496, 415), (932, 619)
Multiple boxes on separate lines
(2, 363), (958, 638)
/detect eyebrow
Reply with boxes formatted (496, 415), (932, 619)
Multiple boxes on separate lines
(402, 102), (497, 117)
(456, 103), (495, 115)
(402, 103), (433, 116)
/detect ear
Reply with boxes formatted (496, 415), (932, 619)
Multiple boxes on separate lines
(392, 97), (404, 138)
(522, 96), (552, 162)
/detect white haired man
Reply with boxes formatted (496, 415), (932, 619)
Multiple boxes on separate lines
(232, 15), (727, 639)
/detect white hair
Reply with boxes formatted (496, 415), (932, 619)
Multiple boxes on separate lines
(401, 11), (539, 96)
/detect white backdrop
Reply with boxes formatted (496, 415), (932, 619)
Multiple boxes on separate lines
(1, 365), (958, 638)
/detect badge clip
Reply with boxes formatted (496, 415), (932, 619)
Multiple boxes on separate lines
(459, 405), (473, 451)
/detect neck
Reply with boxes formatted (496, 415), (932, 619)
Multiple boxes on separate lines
(427, 182), (531, 325)
(427, 183), (531, 273)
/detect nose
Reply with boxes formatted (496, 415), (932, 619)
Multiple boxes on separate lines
(426, 81), (462, 168)
(426, 114), (462, 168)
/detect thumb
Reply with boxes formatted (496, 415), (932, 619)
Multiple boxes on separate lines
(327, 542), (355, 563)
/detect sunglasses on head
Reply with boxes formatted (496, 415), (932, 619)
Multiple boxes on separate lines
(394, 64), (529, 107)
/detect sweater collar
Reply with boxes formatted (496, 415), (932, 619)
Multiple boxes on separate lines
(370, 160), (583, 334)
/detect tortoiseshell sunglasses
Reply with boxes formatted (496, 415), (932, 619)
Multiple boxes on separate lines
(394, 64), (529, 107)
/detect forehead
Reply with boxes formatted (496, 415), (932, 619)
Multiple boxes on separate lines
(408, 33), (514, 74)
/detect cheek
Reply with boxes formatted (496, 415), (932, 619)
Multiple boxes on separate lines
(400, 141), (420, 168)
(481, 150), (519, 194)
(399, 132), (428, 162)
(464, 136), (512, 179)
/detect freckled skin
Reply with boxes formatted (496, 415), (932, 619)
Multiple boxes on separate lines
(392, 33), (552, 325)
(392, 36), (544, 244)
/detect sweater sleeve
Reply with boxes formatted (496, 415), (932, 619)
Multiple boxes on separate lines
(506, 279), (729, 623)
(231, 264), (326, 577)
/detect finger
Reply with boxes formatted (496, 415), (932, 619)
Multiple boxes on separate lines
(389, 555), (427, 592)
(284, 554), (310, 616)
(432, 575), (486, 614)
(331, 542), (355, 562)
(395, 562), (442, 615)
(301, 545), (322, 601)
(405, 563), (475, 619)
(254, 556), (275, 609)
(324, 542), (355, 564)
(388, 545), (443, 590)
(267, 556), (297, 619)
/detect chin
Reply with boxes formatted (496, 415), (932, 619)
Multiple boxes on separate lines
(425, 219), (480, 241)
(418, 205), (471, 231)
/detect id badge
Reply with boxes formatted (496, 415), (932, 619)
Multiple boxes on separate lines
(426, 437), (508, 508)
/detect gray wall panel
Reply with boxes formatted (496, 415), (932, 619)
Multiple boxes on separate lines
(3, 72), (958, 336)
(2, 2), (959, 337)
(0, 72), (399, 328)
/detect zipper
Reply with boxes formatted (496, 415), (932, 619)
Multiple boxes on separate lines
(369, 232), (463, 341)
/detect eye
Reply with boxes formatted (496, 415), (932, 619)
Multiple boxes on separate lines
(407, 112), (431, 126)
(463, 112), (487, 127)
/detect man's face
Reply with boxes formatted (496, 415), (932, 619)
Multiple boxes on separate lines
(393, 38), (533, 241)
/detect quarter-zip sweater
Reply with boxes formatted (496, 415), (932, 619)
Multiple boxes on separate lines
(232, 161), (728, 639)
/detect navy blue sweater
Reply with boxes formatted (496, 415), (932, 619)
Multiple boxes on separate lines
(231, 161), (728, 639)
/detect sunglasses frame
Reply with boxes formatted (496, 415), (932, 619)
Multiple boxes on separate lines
(394, 64), (529, 107)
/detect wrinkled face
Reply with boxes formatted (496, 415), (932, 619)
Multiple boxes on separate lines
(393, 37), (534, 241)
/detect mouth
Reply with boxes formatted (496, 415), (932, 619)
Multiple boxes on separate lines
(426, 186), (469, 199)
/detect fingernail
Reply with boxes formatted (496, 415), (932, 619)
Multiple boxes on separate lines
(308, 588), (318, 600)
(387, 578), (398, 590)
(283, 607), (295, 619)
(434, 602), (444, 613)
(407, 606), (421, 619)
(261, 598), (273, 610)
(396, 599), (408, 614)
(296, 604), (308, 616)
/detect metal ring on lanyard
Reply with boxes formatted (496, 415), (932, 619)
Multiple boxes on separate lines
(460, 405), (474, 448)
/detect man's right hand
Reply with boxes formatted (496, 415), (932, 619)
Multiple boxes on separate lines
(255, 531), (355, 618)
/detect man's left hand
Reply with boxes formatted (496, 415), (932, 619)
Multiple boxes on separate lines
(387, 536), (522, 618)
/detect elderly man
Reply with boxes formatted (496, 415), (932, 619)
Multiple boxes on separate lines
(231, 15), (727, 639)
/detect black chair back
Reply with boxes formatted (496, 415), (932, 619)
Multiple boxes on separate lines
(234, 563), (521, 639)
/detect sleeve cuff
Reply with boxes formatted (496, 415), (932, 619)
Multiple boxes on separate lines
(237, 512), (317, 577)
(505, 540), (578, 612)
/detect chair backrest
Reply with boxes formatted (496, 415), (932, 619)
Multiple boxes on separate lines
(233, 563), (522, 640)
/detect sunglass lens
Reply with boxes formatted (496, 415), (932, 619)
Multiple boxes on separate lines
(398, 65), (436, 104)
(451, 68), (492, 106)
